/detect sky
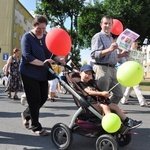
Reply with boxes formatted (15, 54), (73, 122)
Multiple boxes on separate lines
(19, 0), (91, 64)
(19, 0), (36, 12)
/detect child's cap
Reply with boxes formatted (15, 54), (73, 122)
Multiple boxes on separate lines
(80, 65), (94, 73)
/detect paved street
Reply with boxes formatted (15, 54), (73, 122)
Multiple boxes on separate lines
(0, 84), (150, 150)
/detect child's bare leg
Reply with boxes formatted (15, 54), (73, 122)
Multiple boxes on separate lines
(92, 103), (111, 115)
(109, 103), (126, 121)
(99, 103), (111, 115)
(92, 104), (102, 113)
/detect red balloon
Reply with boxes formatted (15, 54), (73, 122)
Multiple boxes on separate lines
(45, 28), (71, 56)
(111, 19), (123, 35)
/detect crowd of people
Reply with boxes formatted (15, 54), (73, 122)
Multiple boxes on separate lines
(1, 14), (149, 137)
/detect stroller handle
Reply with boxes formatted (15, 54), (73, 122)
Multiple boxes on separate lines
(64, 64), (73, 71)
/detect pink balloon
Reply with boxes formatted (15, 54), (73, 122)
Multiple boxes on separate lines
(111, 19), (123, 35)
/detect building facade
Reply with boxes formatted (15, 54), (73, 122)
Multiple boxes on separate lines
(0, 0), (34, 72)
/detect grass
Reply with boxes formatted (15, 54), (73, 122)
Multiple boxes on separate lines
(140, 81), (150, 86)
(139, 80), (150, 91)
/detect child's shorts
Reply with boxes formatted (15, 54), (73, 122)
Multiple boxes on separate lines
(98, 98), (111, 105)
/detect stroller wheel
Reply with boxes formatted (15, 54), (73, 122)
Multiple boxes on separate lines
(51, 123), (72, 150)
(96, 134), (118, 150)
(115, 132), (132, 147)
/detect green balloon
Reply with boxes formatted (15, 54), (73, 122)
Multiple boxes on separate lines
(102, 113), (121, 133)
(117, 61), (144, 87)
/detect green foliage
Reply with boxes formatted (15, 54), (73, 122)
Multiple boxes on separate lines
(78, 0), (150, 48)
(140, 81), (150, 86)
(35, 0), (86, 66)
(78, 3), (105, 48)
(36, 0), (68, 29)
(70, 48), (81, 69)
(103, 0), (150, 43)
(36, 0), (150, 63)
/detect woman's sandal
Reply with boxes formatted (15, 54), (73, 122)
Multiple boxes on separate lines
(21, 113), (29, 129)
(23, 120), (29, 129)
(32, 129), (49, 136)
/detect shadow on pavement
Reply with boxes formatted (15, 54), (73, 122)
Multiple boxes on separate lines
(0, 131), (52, 150)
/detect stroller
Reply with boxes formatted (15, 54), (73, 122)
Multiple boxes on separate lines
(49, 65), (132, 150)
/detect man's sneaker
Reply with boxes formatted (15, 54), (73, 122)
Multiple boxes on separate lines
(125, 118), (142, 129)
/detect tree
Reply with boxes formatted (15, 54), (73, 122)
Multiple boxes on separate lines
(102, 0), (150, 43)
(35, 0), (86, 68)
(78, 0), (150, 48)
(36, 0), (150, 63)
(78, 1), (105, 48)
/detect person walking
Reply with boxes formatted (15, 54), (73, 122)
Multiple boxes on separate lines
(19, 15), (65, 136)
(91, 15), (129, 104)
(120, 41), (150, 107)
(5, 48), (23, 100)
(48, 62), (61, 102)
(2, 64), (8, 86)
(120, 85), (150, 107)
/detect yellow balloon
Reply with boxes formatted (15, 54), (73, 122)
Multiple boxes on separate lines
(102, 113), (121, 133)
(117, 61), (144, 87)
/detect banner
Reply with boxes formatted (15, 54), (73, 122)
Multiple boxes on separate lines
(129, 50), (146, 65)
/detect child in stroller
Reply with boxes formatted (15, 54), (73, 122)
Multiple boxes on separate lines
(51, 64), (142, 150)
(79, 65), (142, 130)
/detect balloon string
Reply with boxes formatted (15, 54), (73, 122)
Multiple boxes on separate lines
(50, 53), (53, 59)
(108, 83), (119, 93)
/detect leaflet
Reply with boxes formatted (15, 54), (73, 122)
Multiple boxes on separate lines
(116, 28), (140, 51)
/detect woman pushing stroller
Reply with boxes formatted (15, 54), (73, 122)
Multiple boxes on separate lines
(78, 64), (142, 130)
